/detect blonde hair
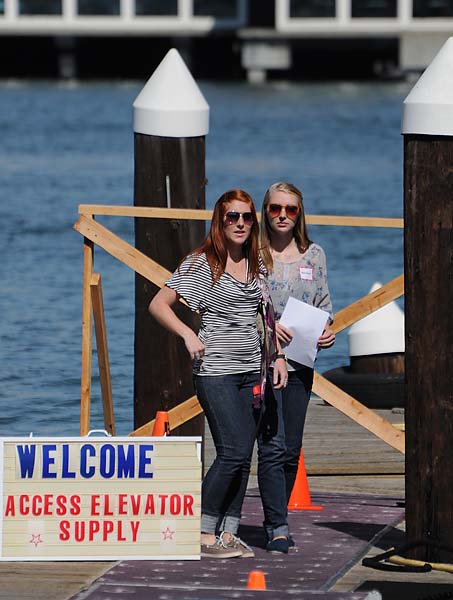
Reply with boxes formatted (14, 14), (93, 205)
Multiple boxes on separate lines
(260, 182), (312, 272)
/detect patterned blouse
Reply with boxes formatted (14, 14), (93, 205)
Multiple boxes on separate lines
(266, 243), (333, 371)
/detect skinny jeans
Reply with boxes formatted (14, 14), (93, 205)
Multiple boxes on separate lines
(257, 381), (289, 540)
(281, 366), (314, 502)
(195, 372), (260, 536)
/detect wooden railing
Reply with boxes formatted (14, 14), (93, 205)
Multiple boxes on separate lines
(74, 205), (405, 454)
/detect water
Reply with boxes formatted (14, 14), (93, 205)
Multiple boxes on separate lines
(0, 78), (411, 437)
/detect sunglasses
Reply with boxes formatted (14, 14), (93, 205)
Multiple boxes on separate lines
(224, 211), (254, 226)
(267, 203), (300, 220)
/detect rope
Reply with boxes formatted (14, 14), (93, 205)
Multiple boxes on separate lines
(362, 539), (453, 574)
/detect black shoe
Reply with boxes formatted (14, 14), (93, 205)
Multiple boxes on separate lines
(266, 537), (289, 554)
(288, 536), (296, 551)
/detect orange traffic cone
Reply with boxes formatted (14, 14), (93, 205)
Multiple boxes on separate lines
(247, 570), (266, 590)
(152, 411), (170, 436)
(287, 449), (323, 511)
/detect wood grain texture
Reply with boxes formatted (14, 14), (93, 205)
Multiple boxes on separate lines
(312, 373), (405, 453)
(80, 237), (93, 435)
(73, 215), (172, 289)
(332, 274), (404, 334)
(133, 134), (206, 436)
(78, 204), (403, 228)
(90, 273), (115, 436)
(404, 135), (453, 562)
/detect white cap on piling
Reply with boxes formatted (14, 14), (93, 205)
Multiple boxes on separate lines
(347, 282), (405, 357)
(402, 36), (453, 136)
(133, 48), (209, 138)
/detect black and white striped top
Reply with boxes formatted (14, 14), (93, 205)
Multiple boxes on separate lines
(166, 253), (263, 376)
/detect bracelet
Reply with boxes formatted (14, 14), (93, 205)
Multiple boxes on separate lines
(275, 353), (286, 361)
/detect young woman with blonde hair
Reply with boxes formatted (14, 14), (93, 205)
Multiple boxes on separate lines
(260, 182), (335, 538)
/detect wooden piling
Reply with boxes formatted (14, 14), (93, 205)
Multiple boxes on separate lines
(80, 237), (93, 435)
(132, 49), (209, 435)
(402, 38), (453, 562)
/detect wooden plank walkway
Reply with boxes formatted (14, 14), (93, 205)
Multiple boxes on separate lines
(1, 400), (452, 599)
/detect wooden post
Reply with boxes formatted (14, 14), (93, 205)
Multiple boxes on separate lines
(132, 49), (209, 435)
(80, 237), (93, 435)
(402, 37), (453, 562)
(90, 273), (115, 436)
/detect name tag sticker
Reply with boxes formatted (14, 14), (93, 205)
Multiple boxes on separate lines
(299, 266), (314, 281)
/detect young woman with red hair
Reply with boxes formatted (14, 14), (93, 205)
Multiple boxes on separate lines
(149, 189), (288, 559)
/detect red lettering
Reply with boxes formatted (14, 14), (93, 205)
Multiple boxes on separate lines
(4, 496), (15, 517)
(89, 520), (101, 541)
(75, 521), (85, 542)
(59, 520), (70, 541)
(19, 495), (30, 515)
(118, 494), (127, 515)
(131, 494), (141, 516)
(130, 521), (140, 542)
(70, 494), (81, 516)
(44, 494), (54, 515)
(159, 494), (168, 515)
(169, 494), (181, 515)
(103, 521), (114, 542)
(32, 495), (43, 516)
(56, 495), (67, 516)
(117, 520), (126, 541)
(183, 494), (194, 516)
(91, 494), (101, 516)
(104, 494), (114, 516)
(144, 494), (155, 515)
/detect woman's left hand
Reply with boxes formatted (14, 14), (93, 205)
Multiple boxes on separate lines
(318, 323), (336, 348)
(273, 357), (288, 389)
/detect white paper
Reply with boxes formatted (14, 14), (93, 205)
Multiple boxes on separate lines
(279, 297), (329, 368)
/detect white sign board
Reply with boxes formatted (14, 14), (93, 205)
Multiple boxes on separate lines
(0, 436), (201, 561)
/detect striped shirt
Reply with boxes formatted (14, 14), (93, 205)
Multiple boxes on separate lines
(166, 253), (262, 376)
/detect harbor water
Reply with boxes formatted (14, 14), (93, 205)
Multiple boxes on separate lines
(0, 79), (410, 437)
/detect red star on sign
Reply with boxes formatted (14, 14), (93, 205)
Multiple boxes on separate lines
(30, 533), (43, 548)
(161, 526), (175, 540)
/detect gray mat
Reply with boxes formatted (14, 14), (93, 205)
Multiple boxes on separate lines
(73, 491), (404, 600)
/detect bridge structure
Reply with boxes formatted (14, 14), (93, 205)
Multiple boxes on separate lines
(1, 1), (452, 79)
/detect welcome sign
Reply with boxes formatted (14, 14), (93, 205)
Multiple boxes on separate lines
(0, 436), (201, 561)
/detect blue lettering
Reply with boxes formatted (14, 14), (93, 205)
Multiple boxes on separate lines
(100, 444), (115, 478)
(80, 444), (95, 478)
(117, 445), (135, 478)
(42, 444), (57, 478)
(138, 444), (154, 478)
(16, 445), (36, 478)
(61, 444), (76, 478)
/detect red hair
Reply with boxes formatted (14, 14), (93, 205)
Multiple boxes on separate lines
(193, 189), (260, 284)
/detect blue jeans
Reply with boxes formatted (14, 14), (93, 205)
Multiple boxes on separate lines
(282, 366), (314, 502)
(257, 381), (289, 540)
(195, 372), (260, 536)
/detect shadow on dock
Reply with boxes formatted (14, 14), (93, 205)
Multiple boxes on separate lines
(73, 490), (404, 600)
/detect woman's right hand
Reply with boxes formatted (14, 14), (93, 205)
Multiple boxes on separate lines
(276, 322), (294, 346)
(149, 286), (204, 361)
(183, 331), (206, 361)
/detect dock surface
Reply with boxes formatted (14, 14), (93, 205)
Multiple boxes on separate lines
(2, 398), (452, 599)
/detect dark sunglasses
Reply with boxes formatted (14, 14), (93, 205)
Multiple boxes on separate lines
(224, 211), (254, 226)
(268, 203), (300, 220)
